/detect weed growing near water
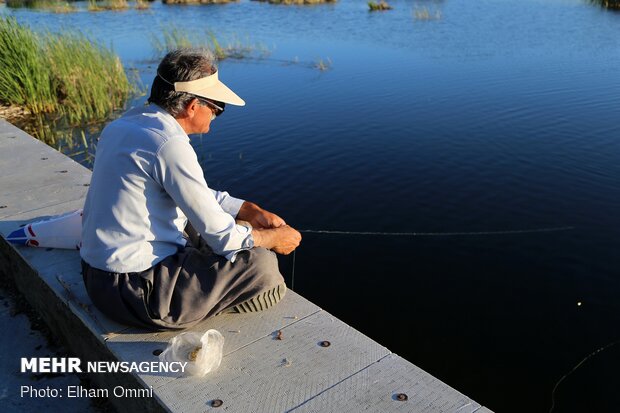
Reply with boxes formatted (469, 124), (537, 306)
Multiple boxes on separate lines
(314, 57), (332, 71)
(413, 6), (441, 21)
(252, 0), (336, 4)
(151, 26), (269, 61)
(0, 17), (133, 129)
(88, 0), (129, 11)
(135, 0), (151, 9)
(368, 1), (391, 11)
(163, 0), (237, 3)
(5, 0), (77, 12)
(45, 33), (132, 124)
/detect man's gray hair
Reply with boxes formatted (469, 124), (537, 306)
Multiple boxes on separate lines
(148, 48), (217, 117)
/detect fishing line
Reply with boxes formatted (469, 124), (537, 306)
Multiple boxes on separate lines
(299, 226), (574, 237)
(289, 225), (575, 289)
(291, 249), (296, 290)
(549, 338), (620, 412)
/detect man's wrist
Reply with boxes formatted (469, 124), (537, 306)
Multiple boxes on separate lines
(238, 201), (261, 221)
(251, 228), (275, 250)
(251, 228), (262, 247)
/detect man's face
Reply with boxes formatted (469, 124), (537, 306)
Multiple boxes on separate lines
(193, 102), (215, 134)
(190, 98), (225, 135)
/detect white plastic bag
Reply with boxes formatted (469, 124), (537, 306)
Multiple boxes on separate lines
(6, 209), (83, 249)
(159, 329), (224, 377)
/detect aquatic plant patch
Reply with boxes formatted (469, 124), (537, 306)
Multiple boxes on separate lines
(5, 0), (77, 12)
(368, 1), (392, 11)
(151, 26), (269, 61)
(0, 17), (132, 126)
(251, 0), (337, 5)
(87, 0), (130, 11)
(162, 0), (238, 4)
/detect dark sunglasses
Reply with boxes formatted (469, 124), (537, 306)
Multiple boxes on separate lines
(196, 97), (225, 118)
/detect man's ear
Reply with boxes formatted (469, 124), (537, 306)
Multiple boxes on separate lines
(185, 98), (200, 118)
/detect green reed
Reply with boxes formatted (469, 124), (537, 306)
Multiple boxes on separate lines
(314, 57), (332, 71)
(0, 17), (132, 128)
(151, 26), (268, 61)
(162, 0), (237, 3)
(368, 0), (392, 11)
(45, 32), (132, 124)
(0, 17), (56, 113)
(253, 0), (336, 4)
(6, 0), (77, 12)
(135, 0), (151, 9)
(413, 6), (441, 21)
(87, 0), (129, 11)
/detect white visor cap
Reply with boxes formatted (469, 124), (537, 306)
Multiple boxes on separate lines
(173, 71), (245, 106)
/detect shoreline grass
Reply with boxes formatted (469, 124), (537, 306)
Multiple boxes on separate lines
(0, 17), (133, 134)
(88, 0), (130, 11)
(368, 1), (392, 11)
(413, 6), (441, 21)
(135, 0), (151, 9)
(162, 0), (238, 4)
(251, 0), (336, 5)
(6, 0), (77, 12)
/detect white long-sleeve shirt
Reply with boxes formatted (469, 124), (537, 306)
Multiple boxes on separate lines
(80, 104), (253, 273)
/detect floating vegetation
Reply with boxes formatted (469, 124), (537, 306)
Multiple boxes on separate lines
(0, 17), (134, 141)
(368, 0), (392, 11)
(135, 0), (151, 9)
(87, 0), (129, 11)
(151, 26), (270, 61)
(413, 6), (441, 21)
(5, 0), (77, 13)
(163, 0), (238, 3)
(589, 0), (620, 9)
(314, 57), (332, 71)
(252, 0), (336, 5)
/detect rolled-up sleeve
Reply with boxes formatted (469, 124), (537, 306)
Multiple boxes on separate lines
(153, 138), (253, 261)
(210, 189), (244, 217)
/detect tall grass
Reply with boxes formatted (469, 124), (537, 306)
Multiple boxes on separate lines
(46, 33), (131, 124)
(163, 0), (237, 3)
(314, 57), (332, 71)
(88, 0), (129, 11)
(0, 17), (55, 113)
(151, 26), (268, 61)
(368, 0), (392, 11)
(6, 0), (77, 12)
(0, 17), (132, 127)
(135, 0), (151, 9)
(413, 6), (441, 21)
(253, 0), (336, 4)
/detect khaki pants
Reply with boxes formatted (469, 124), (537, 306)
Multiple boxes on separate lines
(81, 233), (284, 330)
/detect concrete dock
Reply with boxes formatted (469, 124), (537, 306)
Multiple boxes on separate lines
(0, 119), (493, 413)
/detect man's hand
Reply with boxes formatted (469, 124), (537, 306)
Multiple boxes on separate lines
(252, 225), (301, 255)
(237, 201), (300, 254)
(237, 201), (286, 229)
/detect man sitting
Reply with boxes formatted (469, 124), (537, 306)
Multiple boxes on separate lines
(80, 48), (301, 329)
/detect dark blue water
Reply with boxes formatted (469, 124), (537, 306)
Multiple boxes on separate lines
(4, 1), (620, 411)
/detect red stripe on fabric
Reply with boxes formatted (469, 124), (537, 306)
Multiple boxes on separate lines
(27, 225), (35, 237)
